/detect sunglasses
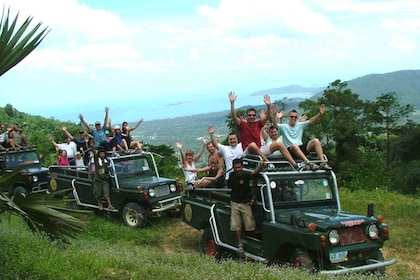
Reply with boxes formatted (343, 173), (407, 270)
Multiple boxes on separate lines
(248, 114), (256, 117)
(289, 116), (298, 119)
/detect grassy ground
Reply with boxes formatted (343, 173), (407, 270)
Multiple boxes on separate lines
(0, 189), (418, 279)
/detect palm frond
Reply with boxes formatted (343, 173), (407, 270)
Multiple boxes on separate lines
(1, 175), (90, 244)
(0, 6), (50, 77)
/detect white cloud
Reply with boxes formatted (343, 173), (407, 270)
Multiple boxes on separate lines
(198, 0), (332, 36)
(1, 0), (419, 122)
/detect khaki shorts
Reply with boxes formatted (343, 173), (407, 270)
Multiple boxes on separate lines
(94, 179), (110, 200)
(230, 201), (255, 231)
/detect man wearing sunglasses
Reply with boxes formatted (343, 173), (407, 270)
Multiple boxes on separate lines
(275, 104), (332, 170)
(229, 91), (271, 163)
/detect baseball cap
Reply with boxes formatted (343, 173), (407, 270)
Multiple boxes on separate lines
(95, 121), (101, 125)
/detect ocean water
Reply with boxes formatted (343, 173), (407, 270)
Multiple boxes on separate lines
(32, 91), (315, 124)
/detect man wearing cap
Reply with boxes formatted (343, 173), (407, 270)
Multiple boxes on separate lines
(62, 126), (92, 166)
(92, 145), (114, 210)
(79, 107), (111, 151)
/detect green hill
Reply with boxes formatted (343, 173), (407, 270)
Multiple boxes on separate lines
(136, 69), (420, 154)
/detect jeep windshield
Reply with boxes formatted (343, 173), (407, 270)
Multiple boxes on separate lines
(261, 173), (337, 208)
(112, 157), (156, 178)
(4, 151), (41, 170)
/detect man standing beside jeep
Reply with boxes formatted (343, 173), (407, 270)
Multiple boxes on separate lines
(227, 158), (266, 253)
(92, 145), (114, 210)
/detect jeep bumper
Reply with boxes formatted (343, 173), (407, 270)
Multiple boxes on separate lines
(152, 195), (182, 213)
(319, 258), (397, 275)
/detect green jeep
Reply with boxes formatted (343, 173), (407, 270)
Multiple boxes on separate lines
(0, 147), (49, 195)
(181, 155), (396, 275)
(49, 150), (182, 228)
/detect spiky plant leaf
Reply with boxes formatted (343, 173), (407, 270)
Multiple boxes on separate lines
(0, 6), (50, 76)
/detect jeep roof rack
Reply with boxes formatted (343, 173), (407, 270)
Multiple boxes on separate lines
(242, 152), (329, 173)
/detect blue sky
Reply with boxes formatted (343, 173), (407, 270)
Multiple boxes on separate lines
(1, 0), (419, 124)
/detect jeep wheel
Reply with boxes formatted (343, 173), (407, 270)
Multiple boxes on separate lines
(13, 186), (27, 196)
(122, 202), (147, 228)
(201, 228), (217, 256)
(290, 248), (315, 272)
(368, 250), (385, 275)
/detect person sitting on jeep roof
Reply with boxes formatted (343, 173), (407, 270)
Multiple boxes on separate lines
(228, 158), (267, 253)
(79, 107), (111, 151)
(176, 140), (206, 190)
(184, 156), (225, 189)
(9, 123), (30, 148)
(274, 105), (332, 171)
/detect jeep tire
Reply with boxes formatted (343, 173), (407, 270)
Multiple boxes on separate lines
(122, 202), (147, 228)
(13, 186), (27, 196)
(201, 228), (217, 256)
(290, 247), (315, 272)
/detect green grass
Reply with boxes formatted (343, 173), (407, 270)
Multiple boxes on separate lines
(0, 189), (418, 279)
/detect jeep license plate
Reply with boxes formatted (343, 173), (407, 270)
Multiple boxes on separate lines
(329, 251), (348, 263)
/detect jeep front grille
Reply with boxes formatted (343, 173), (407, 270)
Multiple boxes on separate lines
(153, 185), (170, 197)
(339, 226), (367, 245)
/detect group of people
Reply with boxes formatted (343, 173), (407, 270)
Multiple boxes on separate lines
(177, 92), (332, 253)
(0, 123), (31, 150)
(47, 107), (146, 210)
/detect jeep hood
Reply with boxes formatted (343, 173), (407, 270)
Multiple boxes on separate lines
(22, 166), (49, 175)
(276, 207), (377, 229)
(115, 175), (175, 189)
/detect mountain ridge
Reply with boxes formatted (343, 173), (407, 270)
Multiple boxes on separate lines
(134, 69), (420, 155)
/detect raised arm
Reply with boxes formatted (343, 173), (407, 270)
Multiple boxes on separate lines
(175, 142), (186, 166)
(260, 126), (269, 142)
(207, 126), (219, 149)
(48, 135), (58, 148)
(260, 94), (271, 125)
(229, 91), (241, 127)
(103, 107), (109, 129)
(78, 114), (92, 133)
(194, 139), (206, 163)
(309, 104), (325, 125)
(275, 110), (285, 128)
(61, 126), (74, 140)
(131, 118), (144, 132)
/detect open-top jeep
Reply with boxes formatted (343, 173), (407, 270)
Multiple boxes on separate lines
(48, 150), (182, 228)
(0, 147), (49, 195)
(181, 154), (396, 275)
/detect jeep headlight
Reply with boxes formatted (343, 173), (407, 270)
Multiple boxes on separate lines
(329, 229), (340, 245)
(32, 176), (38, 183)
(270, 181), (276, 189)
(170, 183), (177, 192)
(148, 188), (155, 197)
(367, 224), (379, 239)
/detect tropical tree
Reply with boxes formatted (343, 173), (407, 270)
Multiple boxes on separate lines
(0, 6), (49, 76)
(319, 80), (368, 168)
(369, 92), (414, 167)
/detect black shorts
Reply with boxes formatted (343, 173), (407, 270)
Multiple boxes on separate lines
(287, 144), (308, 157)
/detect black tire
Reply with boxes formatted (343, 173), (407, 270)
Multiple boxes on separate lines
(290, 247), (315, 272)
(369, 250), (386, 276)
(166, 208), (181, 218)
(200, 228), (217, 256)
(13, 186), (27, 196)
(121, 202), (148, 228)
